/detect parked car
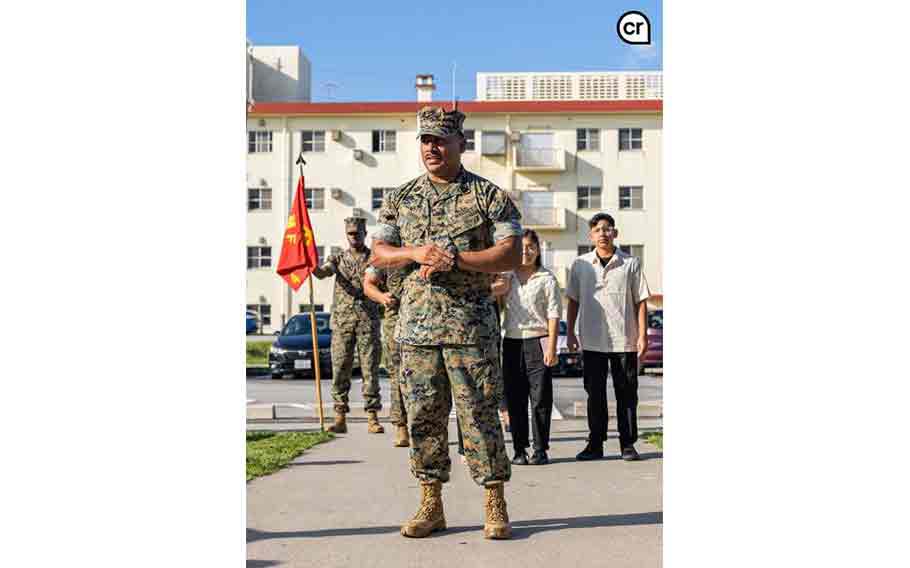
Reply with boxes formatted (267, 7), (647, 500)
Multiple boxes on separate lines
(640, 309), (663, 373)
(246, 311), (258, 335)
(268, 312), (333, 380)
(553, 320), (584, 377)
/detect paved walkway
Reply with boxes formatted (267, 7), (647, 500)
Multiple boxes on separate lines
(247, 419), (662, 567)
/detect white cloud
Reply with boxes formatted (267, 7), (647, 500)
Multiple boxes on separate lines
(625, 43), (661, 67)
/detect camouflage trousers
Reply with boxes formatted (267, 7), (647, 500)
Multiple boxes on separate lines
(331, 325), (382, 413)
(382, 314), (407, 426)
(400, 343), (510, 486)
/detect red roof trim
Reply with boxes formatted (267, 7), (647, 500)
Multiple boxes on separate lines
(248, 100), (661, 115)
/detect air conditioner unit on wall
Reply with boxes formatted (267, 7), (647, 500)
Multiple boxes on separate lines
(353, 149), (364, 161)
(331, 188), (343, 199)
(352, 208), (366, 218)
(331, 130), (342, 141)
(509, 131), (522, 143)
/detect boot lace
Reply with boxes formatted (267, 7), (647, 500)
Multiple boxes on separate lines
(486, 489), (507, 523)
(415, 487), (439, 520)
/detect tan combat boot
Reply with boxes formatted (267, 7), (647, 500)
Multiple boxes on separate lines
(326, 411), (347, 434)
(401, 480), (446, 538)
(394, 424), (410, 447)
(367, 411), (385, 434)
(483, 482), (512, 539)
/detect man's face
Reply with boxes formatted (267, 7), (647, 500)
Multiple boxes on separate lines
(420, 134), (464, 176)
(346, 228), (365, 249)
(589, 219), (617, 249)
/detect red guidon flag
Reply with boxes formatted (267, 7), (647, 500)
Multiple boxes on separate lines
(276, 176), (320, 291)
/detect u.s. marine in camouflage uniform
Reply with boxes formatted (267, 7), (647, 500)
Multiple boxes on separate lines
(371, 105), (523, 540)
(362, 263), (409, 447)
(312, 217), (384, 435)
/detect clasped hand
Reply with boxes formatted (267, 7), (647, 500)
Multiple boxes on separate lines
(414, 243), (455, 280)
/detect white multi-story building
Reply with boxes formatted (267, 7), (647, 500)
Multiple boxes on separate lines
(247, 72), (662, 332)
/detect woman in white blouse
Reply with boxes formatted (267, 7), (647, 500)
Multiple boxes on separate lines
(493, 229), (562, 466)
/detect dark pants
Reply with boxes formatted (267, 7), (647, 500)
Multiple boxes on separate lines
(503, 337), (553, 452)
(583, 351), (639, 449)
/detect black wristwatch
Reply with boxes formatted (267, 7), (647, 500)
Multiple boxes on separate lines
(446, 244), (459, 270)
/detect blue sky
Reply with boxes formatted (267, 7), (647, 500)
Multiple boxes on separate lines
(246, 0), (662, 102)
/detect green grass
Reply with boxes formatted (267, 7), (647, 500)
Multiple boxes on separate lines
(642, 432), (663, 450)
(247, 341), (271, 367)
(246, 430), (334, 481)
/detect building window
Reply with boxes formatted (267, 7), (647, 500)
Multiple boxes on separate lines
(577, 245), (595, 256)
(372, 130), (396, 152)
(619, 186), (644, 210)
(576, 128), (600, 151)
(301, 130), (326, 152)
(247, 246), (272, 269)
(247, 188), (272, 211)
(618, 128), (643, 151)
(464, 129), (476, 152)
(248, 131), (273, 153)
(577, 186), (602, 210)
(371, 187), (395, 210)
(619, 244), (644, 264)
(481, 131), (507, 155)
(305, 188), (325, 210)
(299, 304), (325, 313)
(247, 304), (271, 326)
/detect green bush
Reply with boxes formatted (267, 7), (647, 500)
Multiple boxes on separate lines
(247, 341), (271, 366)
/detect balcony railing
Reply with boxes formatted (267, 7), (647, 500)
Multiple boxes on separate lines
(478, 71), (663, 101)
(514, 147), (566, 171)
(518, 206), (566, 230)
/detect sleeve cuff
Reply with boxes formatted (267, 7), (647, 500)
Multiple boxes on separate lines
(373, 224), (401, 245)
(493, 220), (523, 241)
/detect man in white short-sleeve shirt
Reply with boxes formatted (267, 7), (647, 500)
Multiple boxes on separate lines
(566, 212), (651, 461)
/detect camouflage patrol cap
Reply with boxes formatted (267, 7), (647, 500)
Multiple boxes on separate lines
(416, 105), (466, 139)
(344, 217), (366, 232)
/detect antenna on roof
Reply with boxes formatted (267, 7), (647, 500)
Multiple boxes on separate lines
(322, 81), (340, 100)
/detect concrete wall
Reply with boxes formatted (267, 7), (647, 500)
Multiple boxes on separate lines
(249, 46), (311, 103)
(246, 112), (661, 332)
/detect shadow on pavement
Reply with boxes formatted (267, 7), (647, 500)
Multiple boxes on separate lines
(248, 526), (400, 542)
(546, 452), (662, 465)
(287, 460), (363, 467)
(248, 511), (661, 542)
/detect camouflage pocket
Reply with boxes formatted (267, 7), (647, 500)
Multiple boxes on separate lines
(468, 350), (497, 400)
(447, 208), (484, 251)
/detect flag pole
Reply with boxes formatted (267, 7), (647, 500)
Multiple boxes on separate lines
(308, 276), (325, 431)
(296, 153), (325, 431)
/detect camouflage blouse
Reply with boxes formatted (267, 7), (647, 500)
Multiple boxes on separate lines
(323, 247), (380, 331)
(374, 168), (522, 346)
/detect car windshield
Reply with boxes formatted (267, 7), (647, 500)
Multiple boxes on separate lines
(647, 310), (663, 330)
(283, 314), (331, 336)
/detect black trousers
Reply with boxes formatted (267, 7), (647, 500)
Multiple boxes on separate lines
(503, 337), (553, 452)
(583, 350), (639, 449)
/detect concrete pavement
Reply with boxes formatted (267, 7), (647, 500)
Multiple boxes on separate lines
(247, 419), (662, 567)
